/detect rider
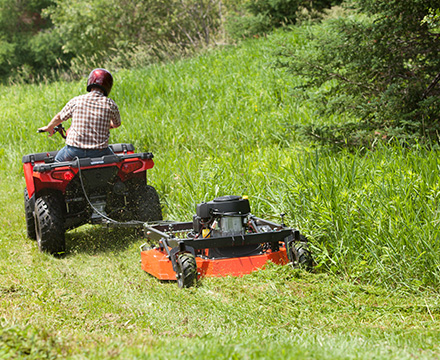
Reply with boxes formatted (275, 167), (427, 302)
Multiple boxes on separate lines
(38, 68), (121, 162)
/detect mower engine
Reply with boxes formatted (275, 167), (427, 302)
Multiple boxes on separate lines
(193, 195), (250, 237)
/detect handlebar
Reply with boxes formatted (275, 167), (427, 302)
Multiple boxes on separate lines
(38, 125), (67, 139)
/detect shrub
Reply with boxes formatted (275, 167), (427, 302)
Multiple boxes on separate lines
(276, 0), (440, 145)
(226, 0), (343, 39)
(0, 0), (71, 82)
(46, 0), (223, 75)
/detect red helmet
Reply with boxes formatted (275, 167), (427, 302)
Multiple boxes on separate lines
(87, 68), (113, 96)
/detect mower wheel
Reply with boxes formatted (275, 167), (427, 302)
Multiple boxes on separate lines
(295, 243), (313, 271)
(287, 238), (313, 271)
(132, 185), (163, 222)
(176, 253), (197, 288)
(34, 194), (66, 255)
(24, 188), (36, 240)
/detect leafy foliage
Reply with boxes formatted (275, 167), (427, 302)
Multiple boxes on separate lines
(422, 8), (440, 35)
(226, 0), (342, 39)
(277, 0), (440, 145)
(0, 0), (70, 81)
(0, 0), (225, 82)
(6, 0), (224, 78)
(0, 0), (344, 82)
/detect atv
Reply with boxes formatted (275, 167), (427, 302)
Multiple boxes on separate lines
(23, 125), (162, 255)
(140, 195), (313, 288)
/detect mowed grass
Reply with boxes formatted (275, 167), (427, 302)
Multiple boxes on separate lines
(1, 28), (440, 359)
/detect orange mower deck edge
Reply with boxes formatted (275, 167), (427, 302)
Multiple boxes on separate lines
(140, 243), (289, 280)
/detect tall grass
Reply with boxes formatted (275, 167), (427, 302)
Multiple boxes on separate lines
(2, 26), (440, 359)
(154, 140), (440, 290)
(1, 29), (440, 290)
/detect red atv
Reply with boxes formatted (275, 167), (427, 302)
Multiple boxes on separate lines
(23, 125), (162, 255)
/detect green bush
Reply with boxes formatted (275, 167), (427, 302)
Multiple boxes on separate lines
(226, 0), (342, 39)
(46, 0), (223, 75)
(0, 0), (225, 82)
(276, 0), (440, 145)
(0, 0), (70, 82)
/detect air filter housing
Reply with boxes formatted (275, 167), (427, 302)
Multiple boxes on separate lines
(196, 195), (250, 219)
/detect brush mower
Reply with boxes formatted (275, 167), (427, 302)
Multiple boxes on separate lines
(23, 125), (162, 255)
(140, 195), (313, 288)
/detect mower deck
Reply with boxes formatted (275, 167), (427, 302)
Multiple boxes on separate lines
(139, 196), (313, 288)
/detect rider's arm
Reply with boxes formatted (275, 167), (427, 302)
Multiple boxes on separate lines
(109, 101), (121, 129)
(38, 112), (63, 136)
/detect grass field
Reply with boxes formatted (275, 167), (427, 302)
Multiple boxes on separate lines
(1, 26), (440, 359)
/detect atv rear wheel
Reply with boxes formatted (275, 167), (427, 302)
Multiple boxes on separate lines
(34, 194), (66, 255)
(176, 253), (197, 288)
(24, 188), (36, 240)
(131, 184), (162, 222)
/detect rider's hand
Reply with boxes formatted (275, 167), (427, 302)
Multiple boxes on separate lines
(38, 126), (55, 136)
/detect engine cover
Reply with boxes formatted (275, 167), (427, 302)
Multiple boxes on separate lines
(196, 195), (251, 219)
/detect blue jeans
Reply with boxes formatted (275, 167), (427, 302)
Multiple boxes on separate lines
(55, 145), (115, 162)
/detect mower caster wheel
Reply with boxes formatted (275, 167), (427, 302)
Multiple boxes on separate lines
(24, 188), (36, 240)
(34, 194), (66, 256)
(287, 239), (313, 271)
(176, 253), (197, 288)
(295, 243), (313, 271)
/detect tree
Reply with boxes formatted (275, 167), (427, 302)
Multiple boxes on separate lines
(45, 0), (222, 73)
(278, 0), (440, 145)
(226, 0), (343, 39)
(0, 0), (69, 81)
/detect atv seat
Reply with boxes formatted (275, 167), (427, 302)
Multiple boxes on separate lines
(109, 143), (135, 153)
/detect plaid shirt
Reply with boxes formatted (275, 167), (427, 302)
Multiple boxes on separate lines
(60, 90), (121, 149)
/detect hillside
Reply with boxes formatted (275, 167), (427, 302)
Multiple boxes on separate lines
(1, 28), (440, 359)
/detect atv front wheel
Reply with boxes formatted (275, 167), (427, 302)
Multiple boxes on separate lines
(176, 253), (197, 288)
(24, 188), (36, 240)
(34, 194), (66, 255)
